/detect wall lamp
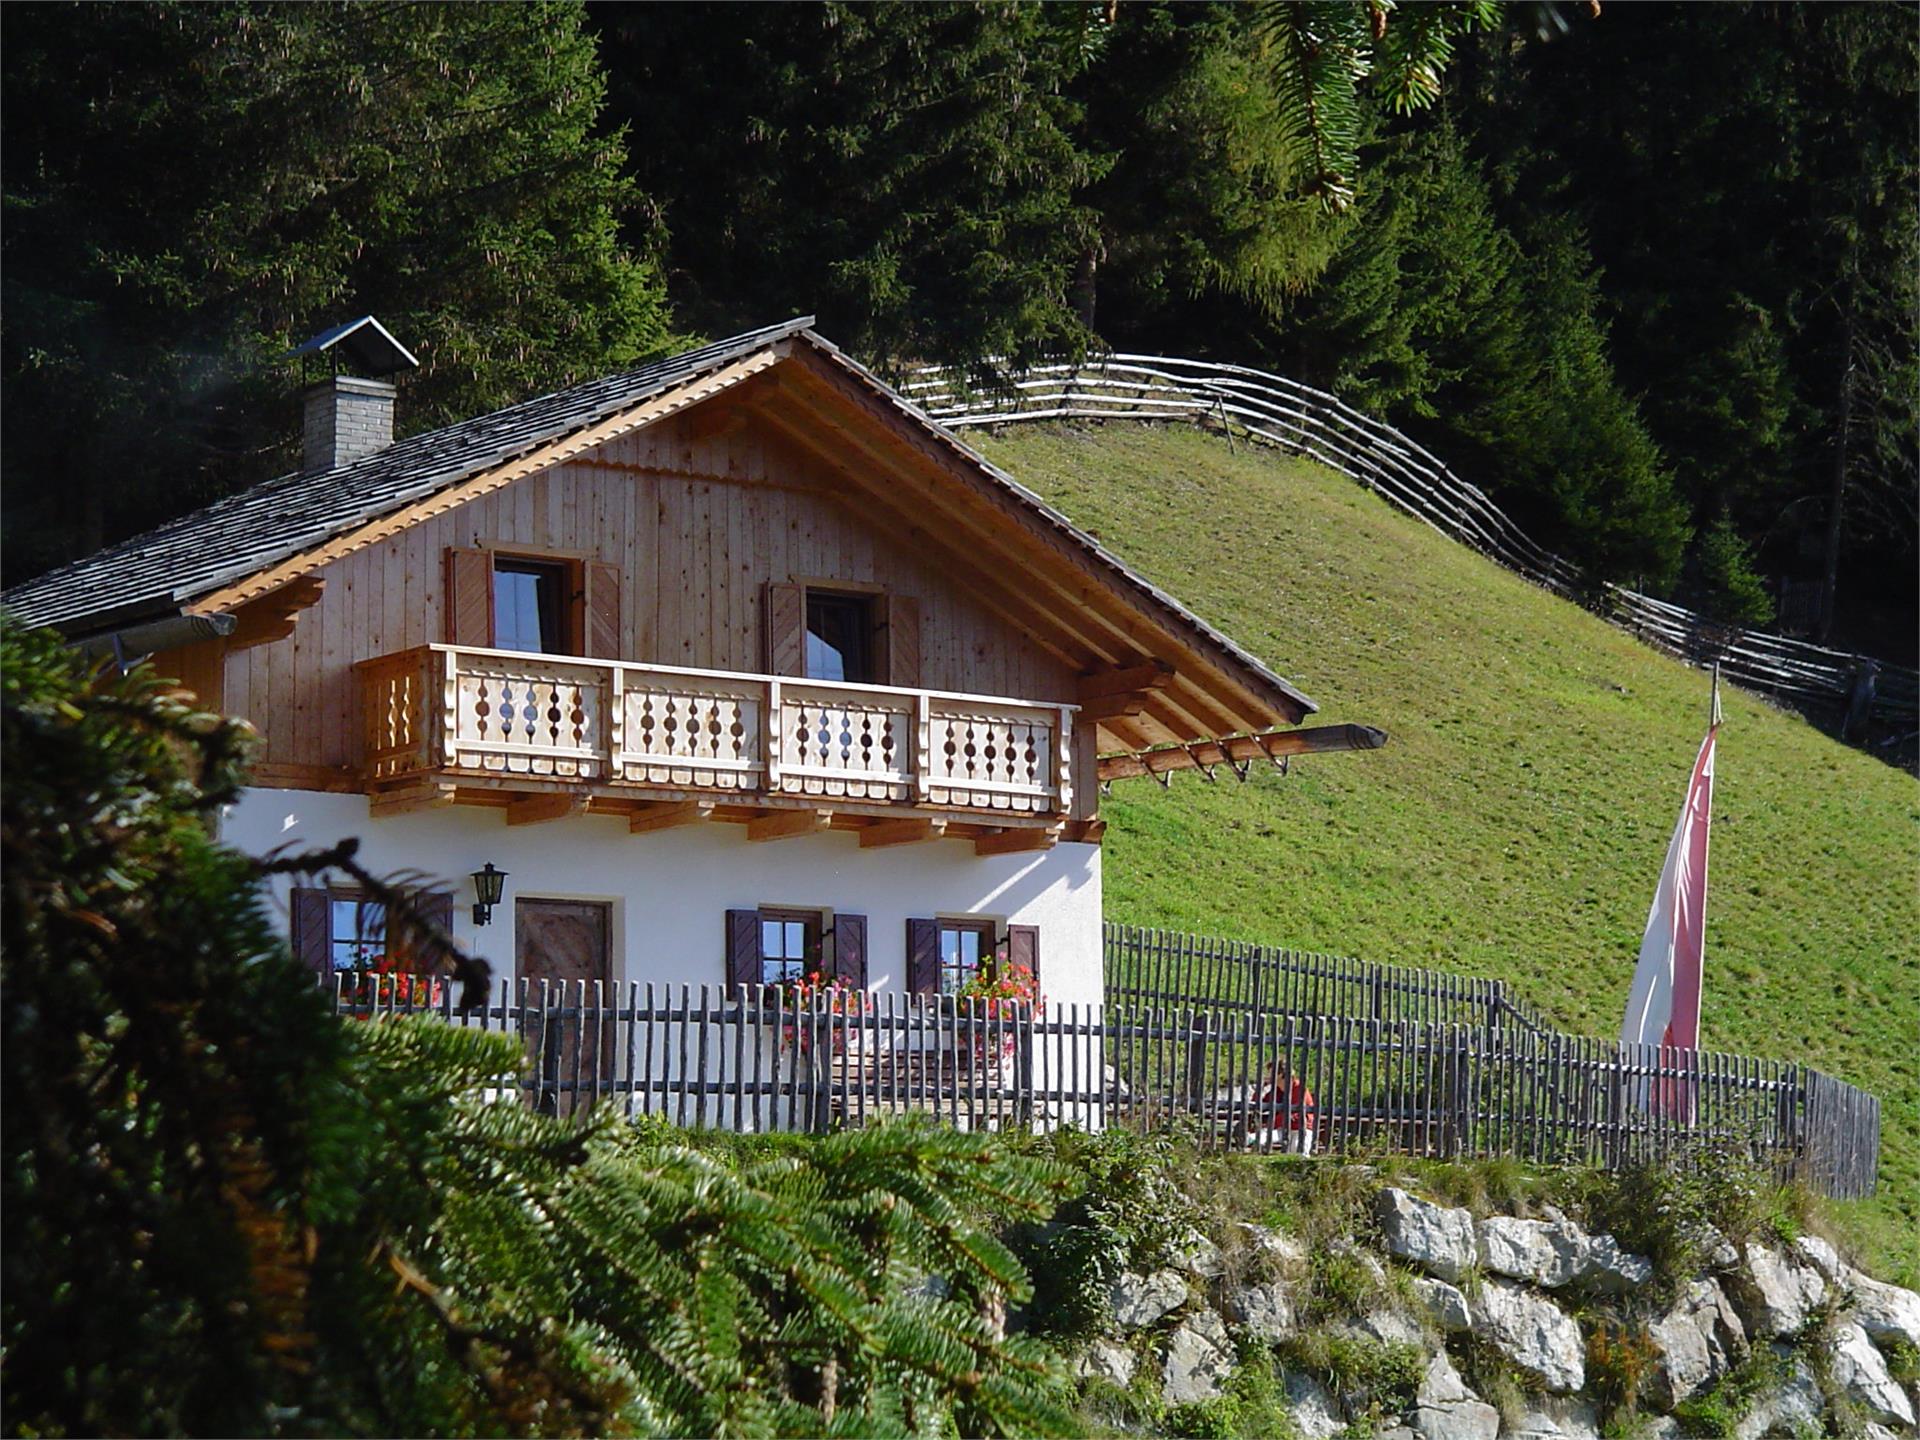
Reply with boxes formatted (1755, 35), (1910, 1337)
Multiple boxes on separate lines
(471, 863), (509, 926)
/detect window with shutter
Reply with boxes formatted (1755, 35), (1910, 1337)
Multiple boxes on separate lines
(832, 913), (868, 989)
(906, 918), (941, 996)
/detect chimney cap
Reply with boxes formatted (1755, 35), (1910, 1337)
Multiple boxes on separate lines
(288, 315), (419, 377)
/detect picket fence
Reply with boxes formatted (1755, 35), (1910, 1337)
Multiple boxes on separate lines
(904, 356), (1918, 732)
(326, 974), (1879, 1201)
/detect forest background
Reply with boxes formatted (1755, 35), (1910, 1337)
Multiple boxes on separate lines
(3, 0), (1915, 659)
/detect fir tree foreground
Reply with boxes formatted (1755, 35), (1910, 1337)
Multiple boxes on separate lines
(0, 623), (1073, 1437)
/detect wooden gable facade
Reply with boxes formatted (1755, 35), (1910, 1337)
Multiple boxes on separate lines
(73, 330), (1353, 852)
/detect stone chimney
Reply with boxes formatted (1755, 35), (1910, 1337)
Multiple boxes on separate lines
(303, 376), (396, 472)
(287, 315), (418, 472)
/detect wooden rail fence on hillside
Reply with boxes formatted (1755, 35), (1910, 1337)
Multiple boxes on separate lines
(904, 358), (1918, 733)
(326, 969), (1880, 1200)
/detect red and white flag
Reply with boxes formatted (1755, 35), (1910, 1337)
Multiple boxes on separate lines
(1620, 706), (1718, 1114)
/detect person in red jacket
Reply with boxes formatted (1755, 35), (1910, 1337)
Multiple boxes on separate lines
(1256, 1061), (1317, 1155)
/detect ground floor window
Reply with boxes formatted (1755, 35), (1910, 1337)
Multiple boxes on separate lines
(758, 908), (823, 986)
(937, 918), (998, 996)
(329, 894), (388, 974)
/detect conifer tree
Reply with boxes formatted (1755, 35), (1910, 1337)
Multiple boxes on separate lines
(1, 622), (1073, 1437)
(2, 1), (674, 583)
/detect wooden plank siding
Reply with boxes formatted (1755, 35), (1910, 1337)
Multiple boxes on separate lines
(216, 412), (1080, 774)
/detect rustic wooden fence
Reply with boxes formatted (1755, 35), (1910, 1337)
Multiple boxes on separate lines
(325, 977), (1880, 1200)
(1104, 922), (1552, 1033)
(905, 357), (1918, 733)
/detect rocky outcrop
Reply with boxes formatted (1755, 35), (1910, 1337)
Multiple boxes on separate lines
(1472, 1278), (1586, 1393)
(1111, 1269), (1187, 1330)
(1224, 1280), (1295, 1340)
(1413, 1276), (1474, 1333)
(1828, 1320), (1918, 1429)
(1728, 1242), (1828, 1337)
(1732, 1349), (1823, 1440)
(1074, 1338), (1136, 1388)
(1846, 1265), (1920, 1349)
(1161, 1309), (1233, 1404)
(1074, 1179), (1920, 1440)
(1476, 1215), (1652, 1293)
(1647, 1277), (1748, 1410)
(1283, 1372), (1346, 1440)
(1410, 1351), (1500, 1440)
(1376, 1188), (1478, 1281)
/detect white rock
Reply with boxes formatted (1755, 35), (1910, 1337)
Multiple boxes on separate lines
(1075, 1338), (1137, 1388)
(1236, 1221), (1309, 1269)
(1225, 1281), (1295, 1340)
(1500, 1397), (1600, 1440)
(1732, 1243), (1827, 1337)
(1174, 1229), (1226, 1279)
(1829, 1320), (1918, 1429)
(1476, 1215), (1649, 1293)
(1161, 1311), (1234, 1405)
(1330, 1236), (1389, 1287)
(1344, 1308), (1429, 1349)
(1647, 1278), (1747, 1410)
(1472, 1278), (1586, 1393)
(1419, 1350), (1474, 1407)
(1284, 1372), (1346, 1440)
(1376, 1188), (1480, 1282)
(1845, 1265), (1920, 1350)
(1580, 1233), (1654, 1293)
(1414, 1276), (1474, 1333)
(1733, 1348), (1822, 1440)
(1479, 1215), (1586, 1288)
(1414, 1396), (1502, 1440)
(1792, 1234), (1845, 1282)
(1112, 1269), (1187, 1330)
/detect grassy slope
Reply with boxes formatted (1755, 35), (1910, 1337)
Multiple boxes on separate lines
(976, 423), (1920, 1276)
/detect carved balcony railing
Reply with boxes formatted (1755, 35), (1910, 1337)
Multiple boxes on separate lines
(356, 644), (1074, 816)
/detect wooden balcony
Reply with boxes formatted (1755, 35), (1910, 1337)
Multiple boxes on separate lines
(355, 645), (1077, 842)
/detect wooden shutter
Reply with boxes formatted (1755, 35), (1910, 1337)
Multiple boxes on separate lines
(413, 890), (455, 970)
(833, 913), (868, 989)
(446, 547), (493, 646)
(584, 560), (622, 659)
(726, 909), (761, 992)
(906, 918), (940, 996)
(764, 581), (805, 677)
(883, 594), (921, 688)
(1007, 924), (1040, 988)
(292, 887), (331, 977)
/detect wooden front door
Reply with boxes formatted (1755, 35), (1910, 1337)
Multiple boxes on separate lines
(517, 899), (612, 1116)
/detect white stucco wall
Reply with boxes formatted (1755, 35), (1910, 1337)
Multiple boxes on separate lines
(223, 788), (1104, 1008)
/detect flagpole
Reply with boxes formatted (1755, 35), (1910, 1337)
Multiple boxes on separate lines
(1710, 661), (1722, 729)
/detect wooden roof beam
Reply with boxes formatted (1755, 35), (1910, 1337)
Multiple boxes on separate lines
(225, 576), (326, 651)
(505, 792), (589, 826)
(752, 406), (1113, 672)
(973, 824), (1062, 857)
(760, 384), (1183, 671)
(1097, 724), (1389, 783)
(746, 807), (832, 842)
(778, 351), (1309, 728)
(858, 817), (948, 848)
(628, 799), (716, 834)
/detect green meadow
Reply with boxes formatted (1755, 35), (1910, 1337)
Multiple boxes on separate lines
(979, 422), (1920, 1277)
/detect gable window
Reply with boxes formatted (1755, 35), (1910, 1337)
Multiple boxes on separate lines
(493, 557), (572, 655)
(805, 590), (875, 683)
(766, 581), (919, 687)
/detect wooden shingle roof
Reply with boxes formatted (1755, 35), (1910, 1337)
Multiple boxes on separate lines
(4, 319), (812, 633)
(3, 320), (1317, 729)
